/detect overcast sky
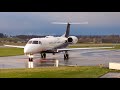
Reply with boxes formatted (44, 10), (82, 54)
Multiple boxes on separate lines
(0, 12), (120, 35)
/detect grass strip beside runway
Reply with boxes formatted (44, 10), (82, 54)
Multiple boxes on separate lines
(69, 43), (120, 49)
(0, 48), (23, 57)
(0, 66), (110, 78)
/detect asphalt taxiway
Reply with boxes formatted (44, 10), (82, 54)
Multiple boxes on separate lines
(0, 49), (120, 68)
(100, 72), (120, 78)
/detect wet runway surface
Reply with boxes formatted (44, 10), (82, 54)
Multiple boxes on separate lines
(100, 73), (120, 78)
(0, 49), (120, 69)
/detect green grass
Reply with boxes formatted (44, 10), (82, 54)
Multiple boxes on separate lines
(0, 47), (24, 57)
(0, 66), (110, 78)
(69, 43), (120, 49)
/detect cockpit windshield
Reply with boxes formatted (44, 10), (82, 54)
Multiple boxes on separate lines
(27, 40), (42, 44)
(27, 40), (32, 44)
(33, 41), (38, 44)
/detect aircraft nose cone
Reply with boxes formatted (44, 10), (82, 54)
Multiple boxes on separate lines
(24, 44), (41, 54)
(24, 45), (30, 54)
(24, 47), (27, 54)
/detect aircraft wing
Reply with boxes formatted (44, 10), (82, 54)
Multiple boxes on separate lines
(4, 45), (25, 48)
(57, 47), (114, 52)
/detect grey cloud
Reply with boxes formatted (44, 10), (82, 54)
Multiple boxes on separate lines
(0, 12), (120, 35)
(0, 12), (120, 28)
(41, 12), (120, 26)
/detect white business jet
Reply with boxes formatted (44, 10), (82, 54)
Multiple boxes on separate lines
(4, 22), (113, 62)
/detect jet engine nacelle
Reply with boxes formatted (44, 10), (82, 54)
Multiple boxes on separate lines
(67, 36), (78, 44)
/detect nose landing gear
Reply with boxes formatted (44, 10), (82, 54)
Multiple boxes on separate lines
(28, 54), (34, 68)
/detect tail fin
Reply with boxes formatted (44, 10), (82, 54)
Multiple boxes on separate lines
(62, 23), (70, 38)
(52, 22), (88, 38)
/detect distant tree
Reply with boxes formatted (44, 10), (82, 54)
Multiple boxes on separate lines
(0, 33), (5, 38)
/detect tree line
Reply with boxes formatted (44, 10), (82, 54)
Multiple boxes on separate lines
(0, 33), (120, 43)
(76, 35), (120, 43)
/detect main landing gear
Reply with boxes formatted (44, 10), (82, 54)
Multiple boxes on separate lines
(40, 51), (69, 60)
(64, 51), (69, 60)
(41, 52), (46, 59)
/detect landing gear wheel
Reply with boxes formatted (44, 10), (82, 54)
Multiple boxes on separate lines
(43, 53), (46, 59)
(64, 53), (69, 60)
(41, 53), (46, 59)
(53, 53), (55, 55)
(28, 54), (33, 62)
(41, 53), (44, 58)
(29, 58), (33, 62)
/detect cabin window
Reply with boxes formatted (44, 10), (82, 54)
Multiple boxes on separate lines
(27, 41), (32, 44)
(32, 41), (38, 44)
